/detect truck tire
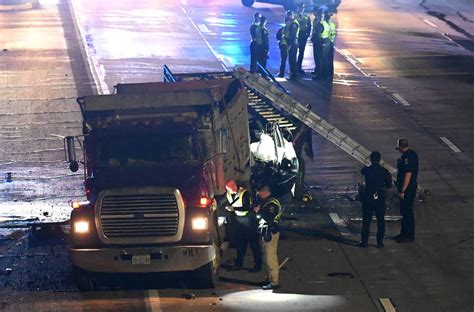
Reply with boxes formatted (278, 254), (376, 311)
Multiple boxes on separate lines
(191, 245), (220, 288)
(73, 266), (95, 291)
(283, 0), (298, 11)
(241, 0), (255, 7)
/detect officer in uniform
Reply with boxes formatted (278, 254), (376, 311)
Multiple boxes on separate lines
(258, 16), (270, 70)
(320, 12), (335, 78)
(250, 12), (262, 73)
(358, 151), (392, 248)
(254, 185), (282, 290)
(224, 179), (262, 272)
(327, 12), (337, 76)
(311, 10), (324, 79)
(394, 139), (419, 243)
(295, 3), (311, 74)
(285, 10), (299, 80)
(277, 18), (288, 78)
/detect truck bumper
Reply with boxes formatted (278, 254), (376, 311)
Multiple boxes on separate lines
(70, 245), (216, 273)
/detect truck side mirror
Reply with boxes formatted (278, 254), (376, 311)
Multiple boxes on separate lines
(64, 136), (79, 172)
(219, 129), (228, 154)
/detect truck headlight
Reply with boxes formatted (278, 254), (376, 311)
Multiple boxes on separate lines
(192, 217), (208, 230)
(74, 220), (90, 234)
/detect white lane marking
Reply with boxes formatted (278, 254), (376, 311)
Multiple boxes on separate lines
(440, 137), (462, 153)
(392, 93), (411, 106)
(145, 289), (162, 312)
(379, 298), (396, 312)
(69, 0), (110, 94)
(197, 23), (211, 33)
(423, 18), (438, 28)
(328, 213), (350, 236)
(219, 56), (234, 69)
(336, 48), (370, 77)
(179, 5), (227, 71)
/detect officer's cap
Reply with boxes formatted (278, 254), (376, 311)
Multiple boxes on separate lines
(396, 138), (409, 150)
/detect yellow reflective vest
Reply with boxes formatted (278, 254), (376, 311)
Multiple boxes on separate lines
(263, 197), (282, 224)
(320, 20), (330, 40)
(328, 21), (336, 43)
(226, 187), (250, 216)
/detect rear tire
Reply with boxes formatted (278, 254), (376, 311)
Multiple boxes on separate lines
(242, 0), (255, 7)
(73, 266), (95, 291)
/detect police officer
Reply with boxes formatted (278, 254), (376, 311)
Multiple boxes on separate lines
(224, 179), (262, 272)
(327, 12), (337, 76)
(250, 12), (262, 73)
(358, 151), (392, 248)
(394, 139), (419, 243)
(311, 10), (324, 79)
(320, 11), (335, 78)
(254, 185), (282, 290)
(284, 10), (299, 80)
(295, 3), (311, 74)
(277, 17), (288, 78)
(258, 16), (270, 70)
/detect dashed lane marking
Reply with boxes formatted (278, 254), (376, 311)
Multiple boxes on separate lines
(197, 23), (211, 33)
(145, 289), (162, 312)
(379, 298), (397, 312)
(328, 213), (350, 236)
(391, 93), (411, 106)
(422, 18), (438, 28)
(440, 136), (462, 153)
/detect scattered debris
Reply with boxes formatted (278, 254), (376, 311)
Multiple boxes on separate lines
(209, 302), (217, 306)
(182, 293), (195, 300)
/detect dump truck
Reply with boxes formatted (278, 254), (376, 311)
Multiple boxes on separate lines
(65, 71), (299, 290)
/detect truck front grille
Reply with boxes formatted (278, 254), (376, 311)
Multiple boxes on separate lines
(97, 188), (184, 244)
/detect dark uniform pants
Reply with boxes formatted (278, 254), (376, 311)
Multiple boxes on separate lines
(235, 215), (262, 267)
(288, 44), (298, 77)
(320, 41), (330, 77)
(312, 41), (322, 74)
(297, 35), (308, 71)
(279, 44), (288, 75)
(399, 188), (416, 239)
(257, 46), (268, 71)
(361, 200), (385, 244)
(250, 41), (259, 73)
(328, 42), (334, 76)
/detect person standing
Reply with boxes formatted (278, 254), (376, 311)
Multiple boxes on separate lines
(254, 185), (282, 290)
(319, 11), (332, 78)
(295, 3), (312, 74)
(327, 12), (337, 76)
(277, 18), (288, 78)
(285, 10), (299, 80)
(311, 10), (324, 79)
(224, 179), (262, 272)
(258, 16), (270, 71)
(250, 12), (262, 73)
(394, 139), (419, 243)
(358, 151), (392, 248)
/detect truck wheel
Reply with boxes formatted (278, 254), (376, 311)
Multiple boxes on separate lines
(73, 266), (95, 291)
(283, 0), (297, 11)
(191, 245), (220, 288)
(242, 0), (255, 7)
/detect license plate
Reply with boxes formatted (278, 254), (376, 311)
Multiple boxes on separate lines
(132, 254), (151, 265)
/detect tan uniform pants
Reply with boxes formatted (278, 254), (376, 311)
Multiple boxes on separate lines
(262, 232), (280, 286)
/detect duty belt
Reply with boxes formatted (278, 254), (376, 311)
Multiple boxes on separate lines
(235, 210), (249, 217)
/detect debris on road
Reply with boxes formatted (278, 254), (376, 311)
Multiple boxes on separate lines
(182, 293), (196, 300)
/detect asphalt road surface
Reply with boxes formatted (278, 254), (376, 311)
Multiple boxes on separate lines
(0, 0), (473, 311)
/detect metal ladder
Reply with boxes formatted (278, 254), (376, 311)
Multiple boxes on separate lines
(234, 69), (398, 176)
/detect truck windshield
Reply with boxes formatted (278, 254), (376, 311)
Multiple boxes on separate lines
(97, 134), (199, 167)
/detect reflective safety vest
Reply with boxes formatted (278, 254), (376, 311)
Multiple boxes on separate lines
(251, 22), (263, 45)
(296, 13), (310, 36)
(320, 20), (330, 40)
(226, 187), (250, 216)
(284, 20), (299, 46)
(263, 197), (282, 224)
(328, 21), (336, 43)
